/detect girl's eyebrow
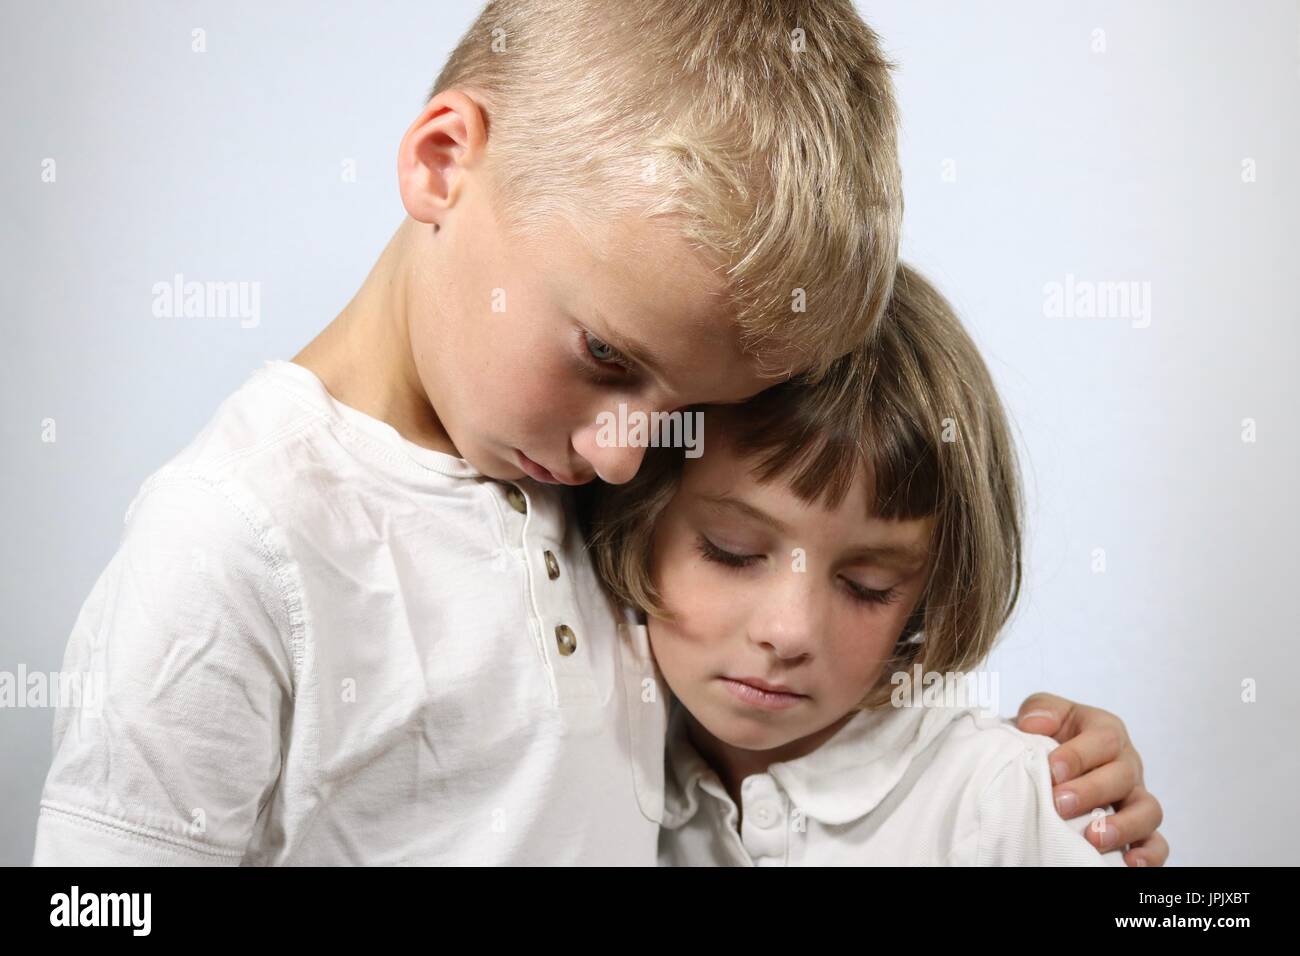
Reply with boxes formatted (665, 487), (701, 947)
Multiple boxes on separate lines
(838, 542), (930, 573)
(699, 493), (789, 533)
(700, 493), (929, 569)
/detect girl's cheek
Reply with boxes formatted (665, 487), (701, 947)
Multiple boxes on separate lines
(829, 625), (896, 677)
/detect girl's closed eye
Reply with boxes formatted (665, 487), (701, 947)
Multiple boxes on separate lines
(696, 532), (903, 607)
(840, 577), (902, 607)
(694, 533), (761, 568)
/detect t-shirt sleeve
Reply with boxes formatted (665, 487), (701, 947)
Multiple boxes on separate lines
(31, 474), (296, 866)
(974, 741), (1128, 867)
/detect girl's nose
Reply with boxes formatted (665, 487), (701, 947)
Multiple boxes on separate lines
(749, 569), (822, 661)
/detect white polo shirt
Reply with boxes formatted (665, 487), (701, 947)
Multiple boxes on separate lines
(32, 360), (668, 865)
(658, 688), (1128, 867)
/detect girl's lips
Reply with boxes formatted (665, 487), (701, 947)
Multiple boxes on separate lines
(719, 677), (807, 711)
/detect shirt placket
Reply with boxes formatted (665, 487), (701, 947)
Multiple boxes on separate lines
(499, 481), (603, 734)
(740, 774), (790, 865)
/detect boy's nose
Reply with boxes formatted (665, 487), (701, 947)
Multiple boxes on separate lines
(571, 428), (648, 485)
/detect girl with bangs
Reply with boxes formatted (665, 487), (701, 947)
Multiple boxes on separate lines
(584, 264), (1129, 866)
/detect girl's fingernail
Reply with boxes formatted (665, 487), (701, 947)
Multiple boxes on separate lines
(1134, 856), (1148, 867)
(1054, 791), (1078, 815)
(1021, 710), (1054, 723)
(1050, 760), (1069, 784)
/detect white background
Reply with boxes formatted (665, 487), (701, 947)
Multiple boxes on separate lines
(2, 0), (1297, 865)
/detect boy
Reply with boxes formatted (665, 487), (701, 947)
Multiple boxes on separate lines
(32, 0), (1164, 865)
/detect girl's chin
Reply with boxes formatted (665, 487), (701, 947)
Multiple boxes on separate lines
(697, 709), (806, 753)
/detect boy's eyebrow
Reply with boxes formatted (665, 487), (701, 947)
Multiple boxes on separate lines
(591, 310), (773, 406)
(700, 493), (928, 568)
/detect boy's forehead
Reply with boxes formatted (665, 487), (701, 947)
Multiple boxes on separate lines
(569, 215), (792, 403)
(598, 308), (788, 405)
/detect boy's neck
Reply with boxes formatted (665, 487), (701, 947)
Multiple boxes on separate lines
(293, 218), (459, 457)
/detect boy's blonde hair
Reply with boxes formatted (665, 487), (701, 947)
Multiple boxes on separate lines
(581, 264), (1024, 710)
(430, 0), (902, 380)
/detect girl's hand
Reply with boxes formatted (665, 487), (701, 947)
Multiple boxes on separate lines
(1016, 692), (1168, 867)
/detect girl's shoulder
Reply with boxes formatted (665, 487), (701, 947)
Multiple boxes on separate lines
(923, 709), (1061, 795)
(921, 711), (1124, 865)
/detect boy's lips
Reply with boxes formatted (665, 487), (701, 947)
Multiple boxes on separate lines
(516, 450), (586, 486)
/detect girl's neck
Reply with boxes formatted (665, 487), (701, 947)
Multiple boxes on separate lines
(683, 706), (858, 814)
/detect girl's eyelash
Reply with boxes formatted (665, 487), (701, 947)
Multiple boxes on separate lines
(696, 533), (902, 607)
(695, 534), (760, 568)
(842, 579), (902, 607)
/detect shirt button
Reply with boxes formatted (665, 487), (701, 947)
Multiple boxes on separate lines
(544, 550), (560, 579)
(554, 624), (578, 656)
(506, 486), (527, 514)
(751, 801), (779, 829)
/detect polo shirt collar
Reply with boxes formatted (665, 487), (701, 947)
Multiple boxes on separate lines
(662, 693), (982, 828)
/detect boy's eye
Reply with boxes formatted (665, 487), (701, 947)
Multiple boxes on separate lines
(695, 534), (761, 569)
(584, 331), (627, 367)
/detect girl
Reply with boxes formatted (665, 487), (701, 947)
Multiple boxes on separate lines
(584, 264), (1128, 865)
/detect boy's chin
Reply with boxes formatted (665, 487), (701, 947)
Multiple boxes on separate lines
(455, 443), (524, 482)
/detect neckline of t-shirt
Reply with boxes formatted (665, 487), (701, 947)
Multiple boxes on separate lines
(261, 359), (481, 480)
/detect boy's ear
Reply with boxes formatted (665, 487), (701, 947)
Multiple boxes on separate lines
(397, 90), (488, 226)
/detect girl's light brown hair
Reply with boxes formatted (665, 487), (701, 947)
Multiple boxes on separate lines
(581, 263), (1024, 710)
(430, 0), (902, 381)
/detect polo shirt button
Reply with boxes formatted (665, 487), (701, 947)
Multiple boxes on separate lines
(751, 801), (780, 829)
(544, 550), (560, 579)
(554, 624), (578, 656)
(506, 486), (527, 514)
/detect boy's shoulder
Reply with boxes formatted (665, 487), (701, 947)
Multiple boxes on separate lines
(117, 361), (343, 572)
(160, 360), (331, 481)
(127, 359), (381, 526)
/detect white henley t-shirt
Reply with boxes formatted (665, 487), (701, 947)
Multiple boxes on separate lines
(32, 360), (668, 865)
